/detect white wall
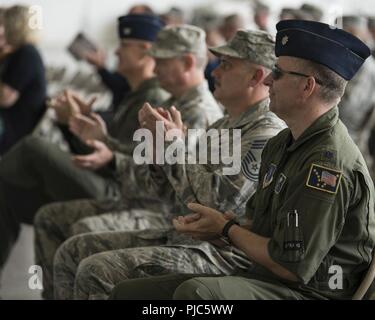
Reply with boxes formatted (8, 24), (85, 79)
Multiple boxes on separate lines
(1, 0), (374, 70)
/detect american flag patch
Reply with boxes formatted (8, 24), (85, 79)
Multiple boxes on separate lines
(321, 170), (337, 187)
(306, 164), (342, 194)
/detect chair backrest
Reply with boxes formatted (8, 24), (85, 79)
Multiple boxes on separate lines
(352, 249), (375, 300)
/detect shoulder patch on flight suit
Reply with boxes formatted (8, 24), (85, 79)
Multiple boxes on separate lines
(306, 164), (342, 194)
(275, 173), (287, 194)
(320, 150), (337, 163)
(262, 163), (277, 189)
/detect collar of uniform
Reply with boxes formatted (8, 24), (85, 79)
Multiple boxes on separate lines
(227, 98), (270, 128)
(170, 80), (209, 109)
(135, 77), (160, 93)
(125, 77), (159, 101)
(286, 106), (339, 152)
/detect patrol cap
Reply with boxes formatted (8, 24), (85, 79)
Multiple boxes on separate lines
(300, 3), (323, 21)
(118, 14), (164, 41)
(342, 15), (368, 30)
(148, 24), (207, 58)
(209, 29), (276, 69)
(254, 2), (270, 14)
(275, 19), (371, 80)
(279, 7), (296, 19)
(368, 17), (375, 29)
(288, 9), (315, 21)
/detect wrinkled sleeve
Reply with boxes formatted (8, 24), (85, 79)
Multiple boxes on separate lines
(112, 151), (160, 199)
(2, 48), (38, 92)
(104, 135), (134, 156)
(152, 131), (275, 216)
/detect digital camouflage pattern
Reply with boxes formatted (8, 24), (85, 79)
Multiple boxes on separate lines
(209, 29), (276, 69)
(338, 57), (375, 144)
(148, 24), (207, 59)
(34, 29), (283, 299)
(34, 80), (223, 299)
(47, 99), (285, 299)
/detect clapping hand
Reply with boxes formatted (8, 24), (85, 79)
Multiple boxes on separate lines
(69, 112), (107, 142)
(72, 140), (113, 170)
(173, 203), (234, 241)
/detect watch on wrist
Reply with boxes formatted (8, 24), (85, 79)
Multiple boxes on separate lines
(221, 219), (239, 243)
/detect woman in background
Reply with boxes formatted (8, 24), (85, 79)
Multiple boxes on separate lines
(0, 5), (46, 155)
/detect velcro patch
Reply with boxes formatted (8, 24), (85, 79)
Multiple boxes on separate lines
(241, 139), (268, 182)
(306, 164), (342, 194)
(284, 241), (304, 251)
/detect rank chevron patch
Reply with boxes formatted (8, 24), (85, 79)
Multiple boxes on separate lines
(241, 139), (268, 181)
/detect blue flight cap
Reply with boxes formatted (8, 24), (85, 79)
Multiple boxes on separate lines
(118, 14), (164, 42)
(275, 19), (371, 80)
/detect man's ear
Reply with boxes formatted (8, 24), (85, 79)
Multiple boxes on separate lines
(249, 68), (265, 87)
(140, 42), (152, 57)
(183, 53), (195, 71)
(301, 77), (316, 100)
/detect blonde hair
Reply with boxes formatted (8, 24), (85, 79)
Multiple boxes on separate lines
(4, 5), (39, 47)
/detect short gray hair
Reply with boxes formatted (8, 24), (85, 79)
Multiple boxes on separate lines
(301, 59), (348, 104)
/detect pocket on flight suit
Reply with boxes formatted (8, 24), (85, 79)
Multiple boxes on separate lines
(276, 209), (305, 263)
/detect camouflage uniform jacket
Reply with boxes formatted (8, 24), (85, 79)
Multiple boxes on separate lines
(110, 80), (223, 202)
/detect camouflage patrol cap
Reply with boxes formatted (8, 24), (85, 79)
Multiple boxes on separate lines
(148, 24), (207, 58)
(209, 29), (276, 69)
(342, 15), (368, 30)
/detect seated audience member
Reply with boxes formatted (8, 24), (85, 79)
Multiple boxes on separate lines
(0, 8), (11, 70)
(299, 3), (323, 22)
(160, 7), (185, 26)
(82, 4), (157, 114)
(0, 14), (167, 286)
(219, 14), (245, 42)
(253, 2), (270, 32)
(33, 29), (284, 300)
(110, 19), (375, 301)
(338, 16), (375, 148)
(0, 5), (47, 155)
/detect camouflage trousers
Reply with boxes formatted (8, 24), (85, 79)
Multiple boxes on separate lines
(34, 198), (170, 300)
(110, 274), (311, 300)
(53, 228), (249, 300)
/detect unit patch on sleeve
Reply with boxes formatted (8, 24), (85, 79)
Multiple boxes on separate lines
(306, 164), (342, 194)
(263, 163), (277, 189)
(274, 173), (287, 194)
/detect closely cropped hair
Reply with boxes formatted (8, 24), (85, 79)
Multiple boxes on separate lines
(4, 5), (39, 47)
(302, 59), (348, 104)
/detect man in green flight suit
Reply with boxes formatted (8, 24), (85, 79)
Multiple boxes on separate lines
(110, 20), (375, 300)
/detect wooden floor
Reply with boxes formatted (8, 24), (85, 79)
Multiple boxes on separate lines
(0, 225), (42, 300)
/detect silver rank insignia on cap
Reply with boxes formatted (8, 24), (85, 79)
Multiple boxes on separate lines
(282, 35), (288, 45)
(123, 28), (132, 35)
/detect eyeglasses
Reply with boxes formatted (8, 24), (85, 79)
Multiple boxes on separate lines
(271, 65), (323, 85)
